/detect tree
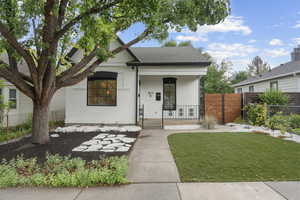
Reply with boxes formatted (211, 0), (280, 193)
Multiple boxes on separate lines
(203, 60), (234, 94)
(0, 0), (230, 144)
(231, 71), (248, 85)
(247, 56), (270, 76)
(162, 40), (192, 47)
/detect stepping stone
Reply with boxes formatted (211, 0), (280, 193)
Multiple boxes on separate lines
(82, 140), (99, 146)
(99, 141), (111, 145)
(50, 134), (60, 138)
(120, 138), (136, 143)
(101, 149), (115, 152)
(115, 147), (130, 152)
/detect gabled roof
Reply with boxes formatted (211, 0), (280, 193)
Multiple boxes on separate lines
(233, 60), (300, 87)
(127, 47), (211, 66)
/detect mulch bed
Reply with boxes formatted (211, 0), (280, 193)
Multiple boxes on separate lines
(0, 131), (139, 163)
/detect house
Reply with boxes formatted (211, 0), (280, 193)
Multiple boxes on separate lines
(0, 38), (210, 127)
(0, 55), (65, 127)
(233, 46), (300, 93)
(65, 39), (210, 126)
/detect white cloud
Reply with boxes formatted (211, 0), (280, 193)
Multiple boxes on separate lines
(206, 43), (258, 61)
(174, 16), (252, 42)
(294, 38), (300, 45)
(269, 39), (284, 46)
(263, 48), (289, 58)
(293, 21), (300, 28)
(175, 35), (207, 42)
(248, 39), (256, 44)
(195, 16), (252, 35)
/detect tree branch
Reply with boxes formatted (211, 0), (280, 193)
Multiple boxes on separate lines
(57, 0), (70, 28)
(0, 60), (34, 99)
(55, 0), (121, 40)
(56, 28), (151, 89)
(0, 22), (38, 77)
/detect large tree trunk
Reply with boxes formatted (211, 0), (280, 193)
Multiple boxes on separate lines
(32, 102), (50, 144)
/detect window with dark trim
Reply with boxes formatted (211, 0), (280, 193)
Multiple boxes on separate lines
(163, 78), (176, 110)
(237, 88), (243, 94)
(87, 72), (117, 106)
(249, 86), (254, 93)
(270, 81), (278, 91)
(9, 89), (17, 109)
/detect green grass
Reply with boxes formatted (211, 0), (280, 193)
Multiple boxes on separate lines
(168, 132), (300, 182)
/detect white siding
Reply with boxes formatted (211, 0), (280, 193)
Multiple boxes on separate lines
(235, 75), (300, 93)
(65, 66), (136, 124)
(140, 75), (200, 119)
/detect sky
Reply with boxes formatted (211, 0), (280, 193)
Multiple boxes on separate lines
(119, 0), (300, 73)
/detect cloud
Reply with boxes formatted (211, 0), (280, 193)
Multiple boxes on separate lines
(173, 16), (252, 42)
(175, 35), (207, 42)
(263, 48), (289, 58)
(206, 43), (258, 61)
(248, 40), (256, 44)
(269, 39), (284, 46)
(293, 21), (300, 28)
(294, 38), (300, 45)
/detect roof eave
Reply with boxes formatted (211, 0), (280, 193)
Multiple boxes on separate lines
(126, 61), (211, 67)
(233, 71), (300, 87)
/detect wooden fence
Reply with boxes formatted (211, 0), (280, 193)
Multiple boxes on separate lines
(205, 94), (242, 124)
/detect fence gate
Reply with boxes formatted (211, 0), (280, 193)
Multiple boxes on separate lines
(205, 94), (242, 124)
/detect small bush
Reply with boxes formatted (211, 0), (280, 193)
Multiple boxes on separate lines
(289, 114), (300, 129)
(233, 117), (248, 124)
(202, 116), (217, 129)
(266, 113), (290, 135)
(244, 104), (267, 126)
(259, 90), (288, 106)
(0, 154), (128, 188)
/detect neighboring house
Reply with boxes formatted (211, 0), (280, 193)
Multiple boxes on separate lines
(0, 55), (65, 127)
(233, 46), (300, 93)
(65, 38), (210, 125)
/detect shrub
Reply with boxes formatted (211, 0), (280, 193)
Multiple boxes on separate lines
(0, 154), (128, 188)
(266, 113), (290, 135)
(202, 116), (217, 129)
(244, 104), (268, 126)
(259, 90), (288, 106)
(289, 114), (300, 129)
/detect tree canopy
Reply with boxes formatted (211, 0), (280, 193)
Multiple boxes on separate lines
(0, 0), (230, 144)
(231, 71), (248, 85)
(248, 56), (270, 76)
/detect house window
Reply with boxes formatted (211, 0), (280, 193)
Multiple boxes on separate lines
(249, 86), (254, 93)
(189, 108), (194, 117)
(9, 89), (17, 109)
(237, 88), (243, 94)
(270, 81), (278, 90)
(163, 78), (176, 110)
(179, 108), (183, 117)
(87, 72), (117, 106)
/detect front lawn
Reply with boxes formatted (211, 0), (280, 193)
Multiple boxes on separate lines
(168, 132), (300, 182)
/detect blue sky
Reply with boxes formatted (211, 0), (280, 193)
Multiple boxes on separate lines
(119, 0), (300, 72)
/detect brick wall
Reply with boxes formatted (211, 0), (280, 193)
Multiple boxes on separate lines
(205, 94), (242, 124)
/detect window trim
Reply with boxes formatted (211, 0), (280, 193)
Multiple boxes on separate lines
(270, 81), (279, 91)
(87, 72), (118, 107)
(163, 77), (177, 111)
(237, 88), (243, 94)
(9, 88), (17, 109)
(249, 85), (254, 93)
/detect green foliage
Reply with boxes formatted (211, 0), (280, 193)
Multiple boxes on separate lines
(0, 154), (128, 188)
(289, 114), (300, 129)
(266, 113), (290, 134)
(244, 104), (267, 126)
(162, 40), (177, 47)
(203, 61), (234, 94)
(233, 116), (248, 125)
(231, 71), (249, 85)
(259, 90), (288, 106)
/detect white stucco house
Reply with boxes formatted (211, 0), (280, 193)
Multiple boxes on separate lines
(233, 46), (300, 93)
(1, 38), (210, 127)
(65, 38), (210, 126)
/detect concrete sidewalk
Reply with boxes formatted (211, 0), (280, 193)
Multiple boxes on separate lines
(1, 182), (299, 200)
(127, 129), (180, 183)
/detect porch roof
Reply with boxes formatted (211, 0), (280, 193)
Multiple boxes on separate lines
(127, 47), (211, 66)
